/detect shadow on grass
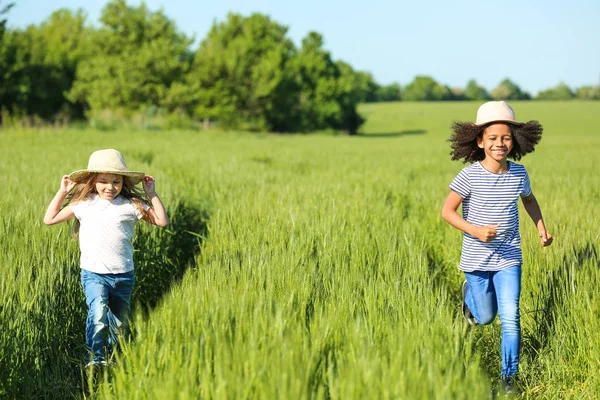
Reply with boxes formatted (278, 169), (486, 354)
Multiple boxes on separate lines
(522, 241), (598, 363)
(356, 129), (427, 138)
(1, 200), (211, 399)
(423, 243), (502, 392)
(133, 200), (210, 313)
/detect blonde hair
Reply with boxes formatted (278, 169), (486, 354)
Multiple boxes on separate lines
(65, 173), (151, 238)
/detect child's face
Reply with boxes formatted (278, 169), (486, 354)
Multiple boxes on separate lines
(95, 173), (123, 200)
(477, 123), (514, 163)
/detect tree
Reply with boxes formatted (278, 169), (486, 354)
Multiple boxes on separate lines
(352, 71), (380, 103)
(332, 60), (365, 134)
(38, 9), (89, 68)
(291, 32), (364, 133)
(490, 78), (531, 100)
(0, 0), (13, 124)
(402, 76), (451, 101)
(185, 12), (298, 131)
(448, 86), (467, 101)
(464, 79), (490, 101)
(38, 9), (89, 119)
(291, 31), (340, 131)
(0, 10), (87, 119)
(536, 82), (574, 100)
(574, 85), (600, 100)
(0, 26), (60, 120)
(68, 0), (192, 112)
(0, 9), (90, 122)
(376, 83), (401, 102)
(0, 1), (13, 41)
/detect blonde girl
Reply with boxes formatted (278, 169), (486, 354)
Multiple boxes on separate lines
(44, 149), (168, 369)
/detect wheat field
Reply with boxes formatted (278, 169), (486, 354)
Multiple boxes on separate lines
(1, 101), (599, 399)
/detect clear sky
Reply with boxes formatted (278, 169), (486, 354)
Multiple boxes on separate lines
(7, 0), (600, 95)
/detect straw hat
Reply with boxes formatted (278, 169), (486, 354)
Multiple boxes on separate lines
(69, 149), (145, 184)
(475, 101), (524, 126)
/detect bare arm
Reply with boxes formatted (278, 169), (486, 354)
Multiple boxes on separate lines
(521, 192), (553, 247)
(441, 190), (500, 243)
(142, 176), (169, 227)
(43, 175), (76, 225)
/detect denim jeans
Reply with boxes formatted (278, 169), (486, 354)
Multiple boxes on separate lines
(464, 265), (521, 378)
(81, 269), (134, 362)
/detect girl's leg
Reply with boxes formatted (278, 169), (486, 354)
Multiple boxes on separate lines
(492, 265), (522, 378)
(464, 270), (497, 325)
(107, 271), (134, 357)
(81, 270), (110, 362)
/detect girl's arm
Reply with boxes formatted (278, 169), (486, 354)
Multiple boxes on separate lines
(521, 193), (553, 247)
(142, 176), (169, 227)
(441, 190), (500, 243)
(44, 175), (76, 225)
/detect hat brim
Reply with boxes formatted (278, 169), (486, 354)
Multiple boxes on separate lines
(475, 119), (524, 126)
(69, 169), (145, 185)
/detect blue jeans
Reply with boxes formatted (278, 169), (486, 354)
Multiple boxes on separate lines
(464, 265), (521, 378)
(81, 269), (134, 362)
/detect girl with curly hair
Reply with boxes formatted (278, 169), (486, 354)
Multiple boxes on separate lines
(441, 101), (553, 393)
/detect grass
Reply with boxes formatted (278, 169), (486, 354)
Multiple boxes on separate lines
(1, 101), (599, 398)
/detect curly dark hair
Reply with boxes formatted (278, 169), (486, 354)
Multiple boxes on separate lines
(448, 121), (543, 163)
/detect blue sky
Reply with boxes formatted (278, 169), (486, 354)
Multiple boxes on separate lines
(7, 0), (600, 95)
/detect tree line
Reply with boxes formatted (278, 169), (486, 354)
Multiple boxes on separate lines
(1, 0), (598, 133)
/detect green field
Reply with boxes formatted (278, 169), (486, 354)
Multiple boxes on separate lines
(1, 101), (599, 399)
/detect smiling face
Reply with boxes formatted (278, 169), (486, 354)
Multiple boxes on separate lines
(94, 173), (123, 200)
(477, 123), (514, 163)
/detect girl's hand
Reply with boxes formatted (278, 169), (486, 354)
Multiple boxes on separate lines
(540, 231), (553, 247)
(60, 175), (76, 194)
(142, 175), (156, 196)
(474, 224), (500, 242)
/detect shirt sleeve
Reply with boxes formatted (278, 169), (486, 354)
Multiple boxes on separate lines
(449, 168), (471, 198)
(521, 169), (532, 197)
(69, 200), (87, 219)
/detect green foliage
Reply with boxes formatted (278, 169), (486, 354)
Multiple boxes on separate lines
(67, 0), (192, 112)
(464, 79), (490, 101)
(0, 9), (88, 121)
(332, 60), (366, 133)
(292, 31), (341, 130)
(536, 82), (575, 100)
(34, 9), (89, 119)
(402, 75), (452, 101)
(334, 74), (401, 104)
(185, 12), (298, 131)
(574, 85), (600, 100)
(350, 70), (380, 103)
(0, 27), (62, 119)
(376, 82), (402, 102)
(0, 1), (13, 41)
(184, 16), (364, 134)
(491, 78), (531, 100)
(289, 32), (365, 133)
(36, 9), (90, 68)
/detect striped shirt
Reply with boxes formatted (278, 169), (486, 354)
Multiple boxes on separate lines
(449, 161), (531, 272)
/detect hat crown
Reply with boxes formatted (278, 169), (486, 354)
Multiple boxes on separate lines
(87, 149), (129, 171)
(69, 148), (144, 184)
(475, 101), (519, 125)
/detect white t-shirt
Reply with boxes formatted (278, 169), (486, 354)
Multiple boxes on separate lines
(70, 194), (148, 274)
(449, 161), (531, 272)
